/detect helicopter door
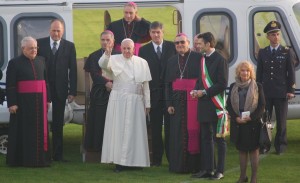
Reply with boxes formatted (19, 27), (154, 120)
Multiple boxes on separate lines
(104, 10), (111, 30)
(173, 10), (182, 34)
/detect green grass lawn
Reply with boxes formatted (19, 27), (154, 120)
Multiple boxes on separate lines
(0, 119), (300, 183)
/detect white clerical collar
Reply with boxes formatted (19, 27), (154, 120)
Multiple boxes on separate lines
(269, 45), (279, 51)
(50, 37), (61, 48)
(152, 41), (163, 51)
(205, 48), (216, 57)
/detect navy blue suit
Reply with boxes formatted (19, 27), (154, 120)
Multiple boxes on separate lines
(256, 45), (295, 153)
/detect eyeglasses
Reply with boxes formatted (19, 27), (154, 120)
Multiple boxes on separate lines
(174, 40), (186, 45)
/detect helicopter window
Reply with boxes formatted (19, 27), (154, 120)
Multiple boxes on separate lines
(253, 11), (299, 67)
(13, 17), (55, 57)
(293, 3), (300, 28)
(196, 13), (233, 63)
(0, 22), (3, 69)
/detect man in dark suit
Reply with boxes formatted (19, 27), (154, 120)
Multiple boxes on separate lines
(139, 21), (176, 166)
(191, 32), (228, 180)
(256, 21), (295, 155)
(37, 19), (77, 162)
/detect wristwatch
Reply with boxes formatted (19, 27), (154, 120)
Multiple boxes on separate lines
(202, 89), (207, 96)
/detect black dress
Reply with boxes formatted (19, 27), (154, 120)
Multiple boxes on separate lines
(226, 82), (266, 152)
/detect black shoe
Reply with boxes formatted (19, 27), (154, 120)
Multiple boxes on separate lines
(210, 172), (224, 180)
(236, 176), (248, 183)
(150, 162), (161, 167)
(275, 151), (283, 155)
(191, 171), (213, 178)
(53, 158), (69, 163)
(114, 165), (123, 173)
(259, 148), (269, 154)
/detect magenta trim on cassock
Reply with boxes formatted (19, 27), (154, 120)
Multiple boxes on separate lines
(172, 78), (200, 154)
(18, 80), (48, 151)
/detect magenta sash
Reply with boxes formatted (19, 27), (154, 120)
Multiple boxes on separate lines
(17, 80), (48, 151)
(115, 43), (142, 55)
(172, 78), (200, 154)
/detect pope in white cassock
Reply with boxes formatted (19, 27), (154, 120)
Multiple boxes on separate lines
(99, 38), (152, 172)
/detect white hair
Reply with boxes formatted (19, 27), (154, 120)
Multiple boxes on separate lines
(21, 36), (37, 48)
(121, 38), (134, 44)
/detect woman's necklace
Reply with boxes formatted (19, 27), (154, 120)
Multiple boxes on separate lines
(122, 19), (135, 39)
(177, 50), (191, 79)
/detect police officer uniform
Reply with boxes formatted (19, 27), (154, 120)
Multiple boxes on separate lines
(256, 21), (296, 154)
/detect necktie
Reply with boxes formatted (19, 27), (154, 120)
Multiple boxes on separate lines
(52, 41), (57, 55)
(272, 48), (276, 57)
(157, 46), (162, 59)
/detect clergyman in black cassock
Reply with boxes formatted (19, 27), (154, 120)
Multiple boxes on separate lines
(164, 33), (202, 173)
(83, 31), (119, 153)
(6, 36), (51, 167)
(106, 2), (151, 55)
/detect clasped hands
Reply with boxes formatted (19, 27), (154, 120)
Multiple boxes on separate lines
(236, 116), (251, 124)
(190, 90), (205, 98)
(9, 105), (18, 114)
(287, 93), (295, 100)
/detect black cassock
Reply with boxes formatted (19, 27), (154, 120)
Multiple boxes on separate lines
(107, 18), (151, 55)
(164, 51), (202, 173)
(6, 54), (51, 167)
(83, 49), (119, 152)
(107, 18), (151, 45)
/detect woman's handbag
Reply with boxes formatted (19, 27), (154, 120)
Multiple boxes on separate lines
(259, 110), (272, 154)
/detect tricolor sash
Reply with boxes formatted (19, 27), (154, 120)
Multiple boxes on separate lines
(17, 80), (48, 151)
(201, 57), (229, 137)
(172, 78), (200, 154)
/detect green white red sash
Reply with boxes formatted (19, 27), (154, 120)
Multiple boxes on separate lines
(201, 57), (229, 137)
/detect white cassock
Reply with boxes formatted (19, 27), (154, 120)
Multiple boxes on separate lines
(99, 54), (151, 167)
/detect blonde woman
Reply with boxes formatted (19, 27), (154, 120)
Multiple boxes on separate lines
(226, 61), (265, 183)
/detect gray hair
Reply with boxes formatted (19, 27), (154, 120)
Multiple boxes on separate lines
(121, 38), (134, 45)
(101, 30), (115, 40)
(21, 36), (37, 48)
